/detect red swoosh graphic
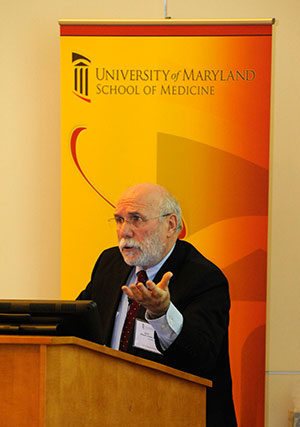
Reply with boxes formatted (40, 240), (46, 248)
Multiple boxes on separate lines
(70, 127), (115, 208)
(70, 127), (186, 237)
(178, 220), (186, 239)
(72, 91), (91, 103)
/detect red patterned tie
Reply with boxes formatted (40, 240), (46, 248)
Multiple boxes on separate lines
(119, 270), (148, 352)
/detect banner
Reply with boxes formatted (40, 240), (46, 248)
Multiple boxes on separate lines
(60, 20), (273, 425)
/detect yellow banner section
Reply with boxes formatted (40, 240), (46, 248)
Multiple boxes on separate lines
(60, 22), (272, 426)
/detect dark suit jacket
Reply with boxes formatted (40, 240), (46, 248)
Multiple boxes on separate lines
(78, 239), (237, 427)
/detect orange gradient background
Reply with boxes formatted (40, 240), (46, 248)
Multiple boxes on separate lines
(60, 24), (272, 426)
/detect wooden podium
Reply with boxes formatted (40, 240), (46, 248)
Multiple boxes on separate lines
(0, 336), (211, 426)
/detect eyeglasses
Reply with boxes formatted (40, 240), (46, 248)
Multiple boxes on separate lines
(108, 213), (173, 229)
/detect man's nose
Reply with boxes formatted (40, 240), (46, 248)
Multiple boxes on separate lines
(118, 220), (134, 238)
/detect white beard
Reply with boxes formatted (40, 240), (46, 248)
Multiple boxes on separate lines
(118, 229), (167, 268)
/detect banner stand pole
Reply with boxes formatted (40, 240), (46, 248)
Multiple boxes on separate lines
(164, 0), (171, 19)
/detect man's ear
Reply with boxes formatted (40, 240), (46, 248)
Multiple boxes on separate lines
(167, 213), (178, 237)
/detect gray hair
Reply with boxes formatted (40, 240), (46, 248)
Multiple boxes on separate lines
(159, 192), (183, 233)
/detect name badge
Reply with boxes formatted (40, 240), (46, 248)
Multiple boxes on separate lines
(133, 319), (162, 354)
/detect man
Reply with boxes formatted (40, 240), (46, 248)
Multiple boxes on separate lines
(78, 183), (237, 426)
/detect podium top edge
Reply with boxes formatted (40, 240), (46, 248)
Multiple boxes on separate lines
(0, 335), (212, 388)
(58, 18), (276, 26)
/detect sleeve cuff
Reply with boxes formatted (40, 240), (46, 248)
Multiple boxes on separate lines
(145, 302), (183, 350)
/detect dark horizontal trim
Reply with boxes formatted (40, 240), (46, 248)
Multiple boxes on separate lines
(60, 24), (273, 37)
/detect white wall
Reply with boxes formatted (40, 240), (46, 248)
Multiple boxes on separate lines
(1, 1), (299, 425)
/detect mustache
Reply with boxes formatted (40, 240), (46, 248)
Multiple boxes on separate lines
(119, 238), (142, 251)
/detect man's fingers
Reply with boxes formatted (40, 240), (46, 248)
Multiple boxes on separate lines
(122, 284), (141, 299)
(121, 285), (133, 298)
(122, 271), (173, 305)
(158, 272), (173, 290)
(138, 271), (173, 295)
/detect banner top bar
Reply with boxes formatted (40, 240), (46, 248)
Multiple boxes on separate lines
(59, 18), (275, 26)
